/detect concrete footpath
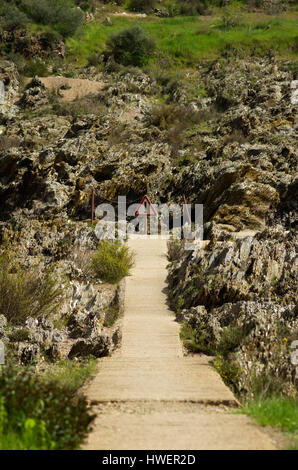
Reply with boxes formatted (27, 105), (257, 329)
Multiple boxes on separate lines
(83, 238), (276, 450)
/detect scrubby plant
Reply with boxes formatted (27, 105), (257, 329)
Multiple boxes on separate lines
(103, 306), (119, 327)
(107, 26), (156, 67)
(8, 328), (30, 343)
(222, 129), (247, 145)
(0, 3), (29, 31)
(51, 93), (106, 118)
(219, 3), (243, 29)
(23, 59), (49, 77)
(180, 323), (216, 354)
(167, 239), (184, 262)
(147, 103), (203, 156)
(128, 0), (156, 13)
(214, 354), (241, 389)
(91, 240), (135, 284)
(217, 323), (251, 357)
(0, 251), (63, 325)
(0, 362), (95, 449)
(24, 0), (84, 37)
(41, 359), (96, 391)
(179, 0), (212, 16)
(147, 103), (201, 130)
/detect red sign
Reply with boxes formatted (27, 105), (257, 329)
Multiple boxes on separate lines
(135, 195), (158, 217)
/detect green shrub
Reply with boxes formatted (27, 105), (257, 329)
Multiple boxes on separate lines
(148, 103), (201, 129)
(180, 323), (216, 354)
(214, 354), (240, 389)
(87, 52), (100, 67)
(217, 323), (250, 357)
(0, 363), (95, 449)
(103, 306), (119, 327)
(51, 94), (107, 118)
(92, 240), (135, 284)
(40, 30), (63, 47)
(0, 251), (63, 325)
(219, 4), (243, 29)
(247, 373), (288, 400)
(179, 0), (211, 16)
(128, 0), (156, 13)
(23, 59), (49, 77)
(107, 26), (156, 67)
(74, 0), (93, 11)
(24, 0), (84, 37)
(8, 328), (30, 343)
(0, 3), (29, 31)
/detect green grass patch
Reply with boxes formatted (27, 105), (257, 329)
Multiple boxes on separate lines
(41, 358), (96, 391)
(66, 13), (298, 67)
(240, 396), (298, 449)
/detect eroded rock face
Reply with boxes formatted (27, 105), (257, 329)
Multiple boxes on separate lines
(68, 327), (121, 359)
(169, 59), (297, 232)
(0, 57), (296, 377)
(168, 228), (297, 311)
(167, 227), (297, 397)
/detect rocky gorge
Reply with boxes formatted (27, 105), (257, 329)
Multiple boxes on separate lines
(0, 47), (297, 400)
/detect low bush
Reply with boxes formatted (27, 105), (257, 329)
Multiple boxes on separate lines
(217, 323), (250, 357)
(107, 26), (156, 67)
(180, 323), (216, 355)
(167, 239), (184, 263)
(74, 0), (94, 11)
(92, 240), (135, 284)
(8, 328), (30, 343)
(0, 251), (63, 325)
(214, 354), (240, 389)
(128, 0), (156, 13)
(219, 4), (243, 29)
(147, 103), (203, 156)
(179, 0), (212, 16)
(0, 362), (95, 449)
(148, 103), (201, 130)
(103, 306), (119, 327)
(23, 59), (49, 77)
(0, 3), (29, 31)
(51, 94), (106, 118)
(247, 372), (288, 400)
(222, 129), (247, 145)
(24, 0), (84, 37)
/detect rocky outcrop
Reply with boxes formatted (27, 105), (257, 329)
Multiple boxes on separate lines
(0, 56), (296, 383)
(18, 77), (49, 109)
(169, 59), (297, 232)
(167, 226), (297, 397)
(0, 30), (65, 58)
(168, 227), (297, 311)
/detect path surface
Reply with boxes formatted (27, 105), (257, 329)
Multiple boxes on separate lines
(84, 238), (276, 450)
